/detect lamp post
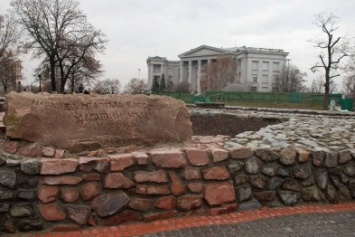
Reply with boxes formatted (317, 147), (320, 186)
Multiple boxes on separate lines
(286, 59), (291, 87)
(18, 81), (21, 93)
(38, 74), (42, 92)
(138, 68), (141, 80)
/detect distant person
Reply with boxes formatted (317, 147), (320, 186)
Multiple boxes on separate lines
(78, 84), (84, 93)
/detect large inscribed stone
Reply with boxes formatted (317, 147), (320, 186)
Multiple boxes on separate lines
(4, 92), (192, 152)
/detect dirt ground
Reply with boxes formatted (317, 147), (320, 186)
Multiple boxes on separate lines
(190, 114), (282, 137)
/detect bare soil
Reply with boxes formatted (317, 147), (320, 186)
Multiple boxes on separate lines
(190, 114), (282, 137)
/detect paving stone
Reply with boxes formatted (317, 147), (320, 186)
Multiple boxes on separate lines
(110, 154), (135, 171)
(325, 152), (337, 168)
(177, 195), (203, 211)
(244, 157), (261, 174)
(104, 172), (136, 189)
(203, 166), (230, 180)
(91, 191), (130, 217)
(278, 190), (300, 206)
(66, 205), (91, 225)
(154, 196), (176, 210)
(134, 170), (168, 183)
(150, 149), (186, 168)
(21, 159), (40, 174)
(40, 158), (78, 175)
(255, 149), (280, 162)
(204, 182), (236, 206)
(185, 148), (209, 166)
(102, 210), (141, 226)
(38, 185), (59, 203)
(60, 188), (80, 203)
(128, 198), (152, 212)
(17, 189), (37, 200)
(168, 171), (185, 196)
(184, 167), (201, 180)
(237, 185), (252, 202)
(0, 169), (16, 188)
(39, 203), (66, 221)
(79, 157), (110, 173)
(10, 203), (33, 217)
(280, 148), (297, 165)
(133, 185), (171, 195)
(238, 199), (262, 211)
(80, 182), (101, 200)
(338, 150), (352, 164)
(227, 161), (243, 174)
(17, 219), (43, 231)
(40, 175), (83, 185)
(312, 151), (326, 167)
(227, 146), (253, 159)
(210, 148), (229, 163)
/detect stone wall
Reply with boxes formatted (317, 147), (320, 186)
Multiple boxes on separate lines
(1, 143), (355, 234)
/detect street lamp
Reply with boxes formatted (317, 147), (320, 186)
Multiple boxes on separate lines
(38, 74), (42, 92)
(138, 68), (141, 80)
(286, 59), (291, 86)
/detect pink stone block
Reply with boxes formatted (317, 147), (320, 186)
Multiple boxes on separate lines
(184, 148), (210, 166)
(40, 158), (78, 175)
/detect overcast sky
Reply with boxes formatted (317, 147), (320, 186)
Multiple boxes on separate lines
(1, 0), (354, 89)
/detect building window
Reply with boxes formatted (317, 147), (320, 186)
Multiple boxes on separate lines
(262, 61), (269, 71)
(250, 86), (257, 92)
(262, 75), (268, 82)
(153, 64), (161, 74)
(272, 75), (278, 82)
(252, 74), (258, 82)
(252, 61), (259, 71)
(273, 62), (280, 72)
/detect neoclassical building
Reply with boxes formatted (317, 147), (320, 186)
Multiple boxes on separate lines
(147, 45), (289, 92)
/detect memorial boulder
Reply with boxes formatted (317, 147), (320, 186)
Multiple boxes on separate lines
(4, 92), (192, 152)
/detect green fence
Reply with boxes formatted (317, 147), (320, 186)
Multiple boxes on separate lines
(158, 92), (343, 105)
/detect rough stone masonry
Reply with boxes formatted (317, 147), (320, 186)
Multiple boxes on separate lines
(4, 92), (192, 152)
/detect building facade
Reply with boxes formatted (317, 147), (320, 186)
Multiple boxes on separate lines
(147, 45), (289, 93)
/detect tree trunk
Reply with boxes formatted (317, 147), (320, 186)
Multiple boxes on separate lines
(49, 57), (57, 93)
(323, 70), (330, 110)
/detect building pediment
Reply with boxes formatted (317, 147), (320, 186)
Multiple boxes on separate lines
(178, 45), (226, 58)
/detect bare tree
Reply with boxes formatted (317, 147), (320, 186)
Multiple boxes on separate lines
(200, 56), (237, 92)
(274, 64), (307, 92)
(93, 78), (121, 94)
(309, 75), (324, 93)
(0, 14), (21, 93)
(0, 50), (22, 93)
(68, 54), (103, 93)
(173, 81), (191, 93)
(11, 0), (106, 93)
(123, 78), (148, 94)
(342, 54), (355, 98)
(0, 14), (19, 59)
(310, 11), (349, 109)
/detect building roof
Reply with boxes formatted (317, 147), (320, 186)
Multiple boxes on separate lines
(178, 45), (288, 58)
(178, 45), (228, 58)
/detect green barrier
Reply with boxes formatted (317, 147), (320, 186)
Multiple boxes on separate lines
(157, 92), (344, 106)
(341, 99), (353, 111)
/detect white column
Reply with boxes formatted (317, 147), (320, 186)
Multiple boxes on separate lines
(180, 61), (184, 82)
(188, 61), (192, 84)
(148, 64), (152, 86)
(197, 60), (202, 93)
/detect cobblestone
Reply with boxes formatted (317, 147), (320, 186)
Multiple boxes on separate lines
(190, 107), (355, 152)
(141, 212), (355, 237)
(14, 203), (355, 237)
